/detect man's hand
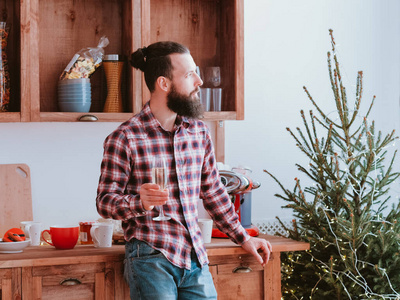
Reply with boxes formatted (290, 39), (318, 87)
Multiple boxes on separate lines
(241, 237), (272, 267)
(139, 183), (169, 211)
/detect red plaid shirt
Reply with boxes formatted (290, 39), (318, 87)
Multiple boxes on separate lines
(96, 102), (249, 269)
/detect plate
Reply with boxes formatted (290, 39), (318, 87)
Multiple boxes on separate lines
(0, 238), (31, 253)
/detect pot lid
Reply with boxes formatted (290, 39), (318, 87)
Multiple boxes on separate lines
(220, 170), (241, 193)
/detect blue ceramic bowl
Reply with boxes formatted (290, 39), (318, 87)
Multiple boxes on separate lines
(58, 102), (91, 112)
(58, 97), (91, 103)
(58, 78), (90, 85)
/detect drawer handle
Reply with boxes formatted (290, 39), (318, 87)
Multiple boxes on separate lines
(232, 266), (252, 273)
(79, 114), (98, 122)
(60, 278), (82, 286)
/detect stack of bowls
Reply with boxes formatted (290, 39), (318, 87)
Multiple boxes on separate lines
(58, 78), (92, 112)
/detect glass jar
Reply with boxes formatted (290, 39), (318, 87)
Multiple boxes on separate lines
(0, 22), (10, 112)
(79, 221), (95, 244)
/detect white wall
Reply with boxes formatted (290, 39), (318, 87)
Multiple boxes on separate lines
(0, 0), (399, 229)
(225, 0), (400, 222)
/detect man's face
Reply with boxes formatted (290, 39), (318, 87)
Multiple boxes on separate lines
(166, 54), (204, 118)
(167, 83), (204, 119)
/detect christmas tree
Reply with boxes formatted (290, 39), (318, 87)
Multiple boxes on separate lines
(264, 29), (400, 299)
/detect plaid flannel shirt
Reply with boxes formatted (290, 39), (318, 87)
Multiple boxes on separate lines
(96, 102), (249, 269)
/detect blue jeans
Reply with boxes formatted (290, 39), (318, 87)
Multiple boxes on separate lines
(124, 239), (217, 300)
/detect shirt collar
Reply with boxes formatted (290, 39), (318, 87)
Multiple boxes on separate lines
(141, 102), (191, 133)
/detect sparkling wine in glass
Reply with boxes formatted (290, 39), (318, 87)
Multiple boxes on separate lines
(152, 156), (171, 221)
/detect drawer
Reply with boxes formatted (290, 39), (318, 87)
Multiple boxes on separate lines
(32, 263), (106, 300)
(209, 254), (266, 300)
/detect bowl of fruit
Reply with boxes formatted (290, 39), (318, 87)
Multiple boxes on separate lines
(0, 228), (31, 253)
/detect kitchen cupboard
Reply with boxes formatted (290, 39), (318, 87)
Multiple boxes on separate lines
(0, 246), (130, 300)
(0, 234), (309, 300)
(0, 0), (244, 123)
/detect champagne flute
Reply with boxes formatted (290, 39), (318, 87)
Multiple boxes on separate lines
(151, 156), (171, 221)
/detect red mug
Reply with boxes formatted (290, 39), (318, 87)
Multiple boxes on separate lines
(41, 225), (79, 249)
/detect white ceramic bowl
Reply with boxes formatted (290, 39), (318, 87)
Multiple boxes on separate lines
(0, 238), (31, 253)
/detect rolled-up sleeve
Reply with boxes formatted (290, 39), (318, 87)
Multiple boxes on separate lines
(200, 130), (250, 245)
(96, 130), (148, 220)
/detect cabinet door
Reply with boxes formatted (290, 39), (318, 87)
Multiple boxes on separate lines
(0, 268), (21, 299)
(22, 263), (110, 300)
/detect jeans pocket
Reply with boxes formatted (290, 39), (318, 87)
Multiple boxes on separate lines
(126, 239), (162, 261)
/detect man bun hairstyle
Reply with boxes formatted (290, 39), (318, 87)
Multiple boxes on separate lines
(130, 41), (189, 92)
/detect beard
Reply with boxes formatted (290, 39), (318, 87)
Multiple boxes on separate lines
(167, 84), (204, 119)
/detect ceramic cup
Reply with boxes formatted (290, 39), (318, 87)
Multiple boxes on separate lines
(20, 221), (42, 246)
(41, 225), (79, 249)
(90, 222), (114, 248)
(198, 219), (213, 243)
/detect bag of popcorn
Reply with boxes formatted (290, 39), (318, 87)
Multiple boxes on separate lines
(60, 36), (109, 80)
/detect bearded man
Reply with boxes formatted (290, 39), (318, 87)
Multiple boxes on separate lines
(96, 41), (272, 300)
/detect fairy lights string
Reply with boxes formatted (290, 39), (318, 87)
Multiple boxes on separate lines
(304, 205), (400, 299)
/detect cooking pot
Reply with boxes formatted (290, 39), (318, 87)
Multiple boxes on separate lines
(219, 170), (260, 194)
(214, 169), (261, 237)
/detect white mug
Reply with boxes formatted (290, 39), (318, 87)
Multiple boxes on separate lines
(20, 221), (42, 246)
(90, 222), (114, 248)
(198, 219), (213, 243)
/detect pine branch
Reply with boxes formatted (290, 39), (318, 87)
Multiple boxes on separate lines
(286, 127), (318, 161)
(303, 86), (340, 128)
(348, 71), (363, 127)
(365, 95), (376, 119)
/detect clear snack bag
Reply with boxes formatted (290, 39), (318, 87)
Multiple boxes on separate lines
(60, 36), (109, 80)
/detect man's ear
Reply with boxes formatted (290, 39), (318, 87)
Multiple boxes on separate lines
(156, 76), (170, 92)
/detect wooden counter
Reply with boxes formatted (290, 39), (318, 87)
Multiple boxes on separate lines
(0, 234), (309, 299)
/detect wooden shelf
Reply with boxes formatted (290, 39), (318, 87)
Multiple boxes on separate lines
(1, 0), (244, 123)
(0, 112), (21, 123)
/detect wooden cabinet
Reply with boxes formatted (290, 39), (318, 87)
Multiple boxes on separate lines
(0, 235), (309, 299)
(0, 246), (130, 300)
(0, 0), (244, 123)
